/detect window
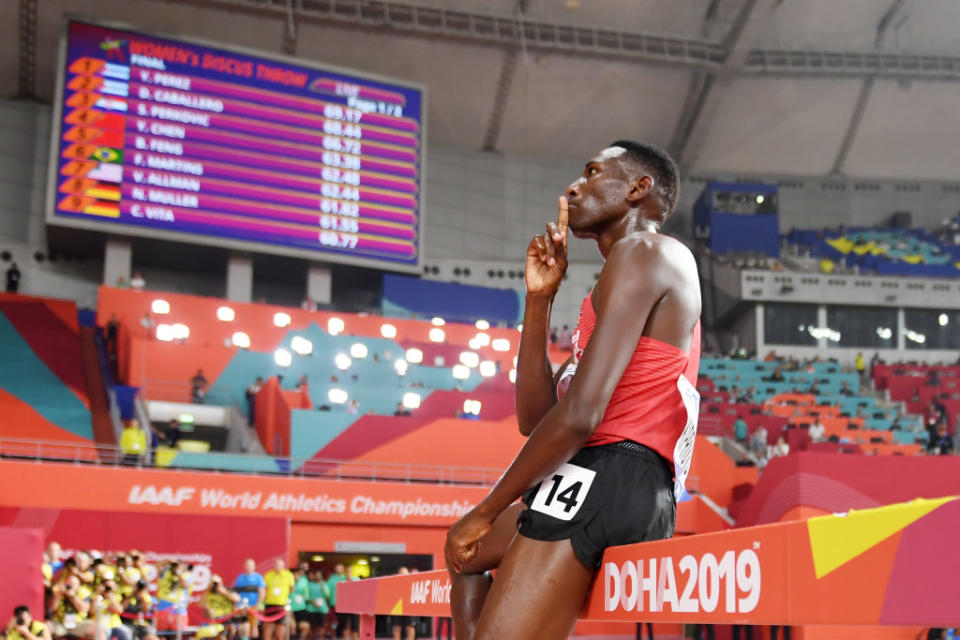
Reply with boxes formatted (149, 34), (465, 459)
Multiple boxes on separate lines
(903, 309), (960, 349)
(825, 305), (897, 348)
(764, 303), (819, 346)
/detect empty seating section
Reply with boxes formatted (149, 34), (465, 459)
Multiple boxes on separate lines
(0, 294), (93, 443)
(875, 363), (960, 429)
(698, 357), (927, 453)
(787, 227), (960, 278)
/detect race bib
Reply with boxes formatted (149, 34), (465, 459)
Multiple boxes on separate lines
(272, 587), (281, 595)
(673, 375), (700, 503)
(64, 614), (78, 630)
(293, 595), (304, 605)
(529, 462), (596, 521)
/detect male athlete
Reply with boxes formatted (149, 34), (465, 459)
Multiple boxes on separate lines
(444, 140), (701, 640)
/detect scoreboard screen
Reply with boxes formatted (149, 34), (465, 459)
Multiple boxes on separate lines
(47, 21), (424, 270)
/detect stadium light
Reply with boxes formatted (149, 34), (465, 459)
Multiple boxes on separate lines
(231, 331), (251, 349)
(492, 338), (511, 352)
(156, 324), (174, 342)
(216, 306), (235, 322)
(380, 323), (397, 338)
(509, 369), (517, 383)
(452, 364), (470, 380)
(151, 299), (170, 314)
(517, 323), (523, 333)
(431, 317), (445, 326)
(273, 312), (291, 327)
(350, 342), (369, 358)
(479, 361), (496, 377)
(394, 359), (409, 375)
(334, 353), (352, 370)
(328, 388), (348, 404)
(274, 348), (292, 367)
(462, 399), (482, 415)
(172, 323), (190, 340)
(939, 313), (949, 326)
(405, 348), (424, 364)
(513, 355), (518, 367)
(402, 392), (421, 409)
(473, 333), (491, 347)
(475, 319), (490, 330)
(327, 317), (345, 335)
(291, 336), (313, 356)
(459, 351), (480, 368)
(429, 328), (445, 343)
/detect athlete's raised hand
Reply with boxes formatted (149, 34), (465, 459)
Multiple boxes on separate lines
(444, 508), (492, 574)
(525, 196), (569, 297)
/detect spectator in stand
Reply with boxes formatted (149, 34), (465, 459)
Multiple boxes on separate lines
(549, 327), (557, 344)
(140, 312), (155, 340)
(869, 352), (882, 377)
(733, 417), (748, 445)
(130, 272), (146, 291)
(557, 325), (573, 350)
(305, 571), (329, 639)
(120, 421), (148, 465)
(121, 579), (157, 640)
(763, 366), (785, 383)
(393, 402), (411, 417)
(49, 574), (91, 638)
(116, 277), (128, 289)
(191, 369), (209, 404)
(763, 350), (779, 362)
(931, 422), (954, 455)
(807, 380), (820, 396)
(926, 370), (942, 387)
(262, 559), (295, 640)
(154, 562), (188, 636)
(233, 559), (266, 640)
(839, 381), (855, 397)
(245, 378), (263, 425)
(290, 565), (311, 640)
(199, 575), (240, 640)
(301, 297), (317, 312)
(165, 419), (182, 449)
(808, 418), (826, 443)
(736, 386), (756, 404)
(346, 400), (359, 415)
(750, 425), (768, 460)
(5, 263), (21, 293)
(5, 606), (50, 640)
(855, 352), (866, 381)
(772, 436), (790, 458)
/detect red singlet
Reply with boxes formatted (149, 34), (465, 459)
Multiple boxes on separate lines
(557, 294), (701, 497)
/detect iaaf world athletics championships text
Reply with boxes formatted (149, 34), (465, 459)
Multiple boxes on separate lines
(128, 485), (475, 520)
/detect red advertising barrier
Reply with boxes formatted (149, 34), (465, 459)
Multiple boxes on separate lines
(0, 460), (487, 526)
(338, 497), (960, 629)
(0, 527), (43, 619)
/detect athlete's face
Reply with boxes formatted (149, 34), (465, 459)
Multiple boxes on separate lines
(564, 147), (638, 236)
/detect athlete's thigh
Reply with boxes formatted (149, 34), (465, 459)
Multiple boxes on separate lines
(472, 534), (594, 640)
(457, 502), (525, 574)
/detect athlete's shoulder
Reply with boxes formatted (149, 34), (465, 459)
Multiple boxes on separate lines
(606, 232), (697, 275)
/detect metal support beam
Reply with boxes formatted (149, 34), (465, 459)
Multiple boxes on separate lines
(830, 77), (873, 175)
(166, 0), (960, 83)
(17, 0), (37, 99)
(281, 0), (299, 55)
(670, 0), (777, 173)
(481, 0), (527, 152)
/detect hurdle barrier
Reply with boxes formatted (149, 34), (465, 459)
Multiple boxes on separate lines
(337, 496), (960, 636)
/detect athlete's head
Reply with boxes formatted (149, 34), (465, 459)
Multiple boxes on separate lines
(244, 558), (256, 574)
(565, 140), (679, 235)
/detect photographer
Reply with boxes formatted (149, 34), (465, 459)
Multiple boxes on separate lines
(197, 575), (240, 640)
(121, 579), (157, 640)
(5, 606), (51, 640)
(84, 580), (131, 640)
(232, 559), (265, 640)
(154, 561), (188, 635)
(48, 575), (91, 638)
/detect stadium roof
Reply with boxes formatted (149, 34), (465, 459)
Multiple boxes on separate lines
(5, 0), (960, 180)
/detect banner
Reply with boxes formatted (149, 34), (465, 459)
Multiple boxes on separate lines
(0, 461), (486, 526)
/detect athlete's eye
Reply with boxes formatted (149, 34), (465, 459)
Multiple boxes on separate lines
(587, 167), (598, 177)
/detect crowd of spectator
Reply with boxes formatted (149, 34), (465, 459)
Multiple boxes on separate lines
(20, 543), (385, 640)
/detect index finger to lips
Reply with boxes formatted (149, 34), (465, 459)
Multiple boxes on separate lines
(557, 196), (569, 244)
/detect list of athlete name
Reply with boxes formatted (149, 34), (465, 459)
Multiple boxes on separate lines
(56, 27), (421, 262)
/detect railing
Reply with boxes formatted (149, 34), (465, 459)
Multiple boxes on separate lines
(0, 437), (503, 486)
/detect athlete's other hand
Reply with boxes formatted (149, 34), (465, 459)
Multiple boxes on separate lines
(444, 508), (493, 573)
(525, 196), (569, 298)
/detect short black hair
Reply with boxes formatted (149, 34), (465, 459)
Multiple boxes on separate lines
(13, 605), (29, 617)
(609, 140), (680, 222)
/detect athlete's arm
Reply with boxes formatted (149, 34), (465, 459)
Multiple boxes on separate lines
(516, 197), (569, 436)
(446, 239), (671, 572)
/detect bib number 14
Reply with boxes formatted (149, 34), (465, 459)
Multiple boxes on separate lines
(530, 462), (596, 521)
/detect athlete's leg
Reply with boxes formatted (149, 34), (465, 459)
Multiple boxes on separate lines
(448, 503), (525, 640)
(471, 534), (594, 640)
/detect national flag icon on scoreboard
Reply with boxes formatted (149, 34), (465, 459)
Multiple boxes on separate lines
(57, 193), (120, 218)
(94, 96), (128, 112)
(61, 143), (123, 164)
(86, 162), (122, 183)
(59, 177), (120, 202)
(63, 126), (123, 148)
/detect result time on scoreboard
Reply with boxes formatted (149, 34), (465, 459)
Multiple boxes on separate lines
(46, 20), (425, 271)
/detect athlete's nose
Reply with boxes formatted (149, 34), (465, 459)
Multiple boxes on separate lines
(566, 180), (581, 199)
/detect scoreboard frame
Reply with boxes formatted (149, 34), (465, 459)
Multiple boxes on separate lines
(45, 17), (428, 274)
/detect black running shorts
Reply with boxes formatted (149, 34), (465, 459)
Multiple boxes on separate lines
(517, 440), (676, 569)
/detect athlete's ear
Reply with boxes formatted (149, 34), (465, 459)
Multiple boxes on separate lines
(626, 175), (653, 205)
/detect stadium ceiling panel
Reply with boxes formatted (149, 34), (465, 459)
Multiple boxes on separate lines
(6, 0), (960, 179)
(693, 76), (863, 176)
(842, 79), (960, 181)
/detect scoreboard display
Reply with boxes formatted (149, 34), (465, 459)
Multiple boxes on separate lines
(47, 21), (424, 270)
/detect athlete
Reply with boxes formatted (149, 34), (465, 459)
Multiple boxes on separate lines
(444, 140), (701, 640)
